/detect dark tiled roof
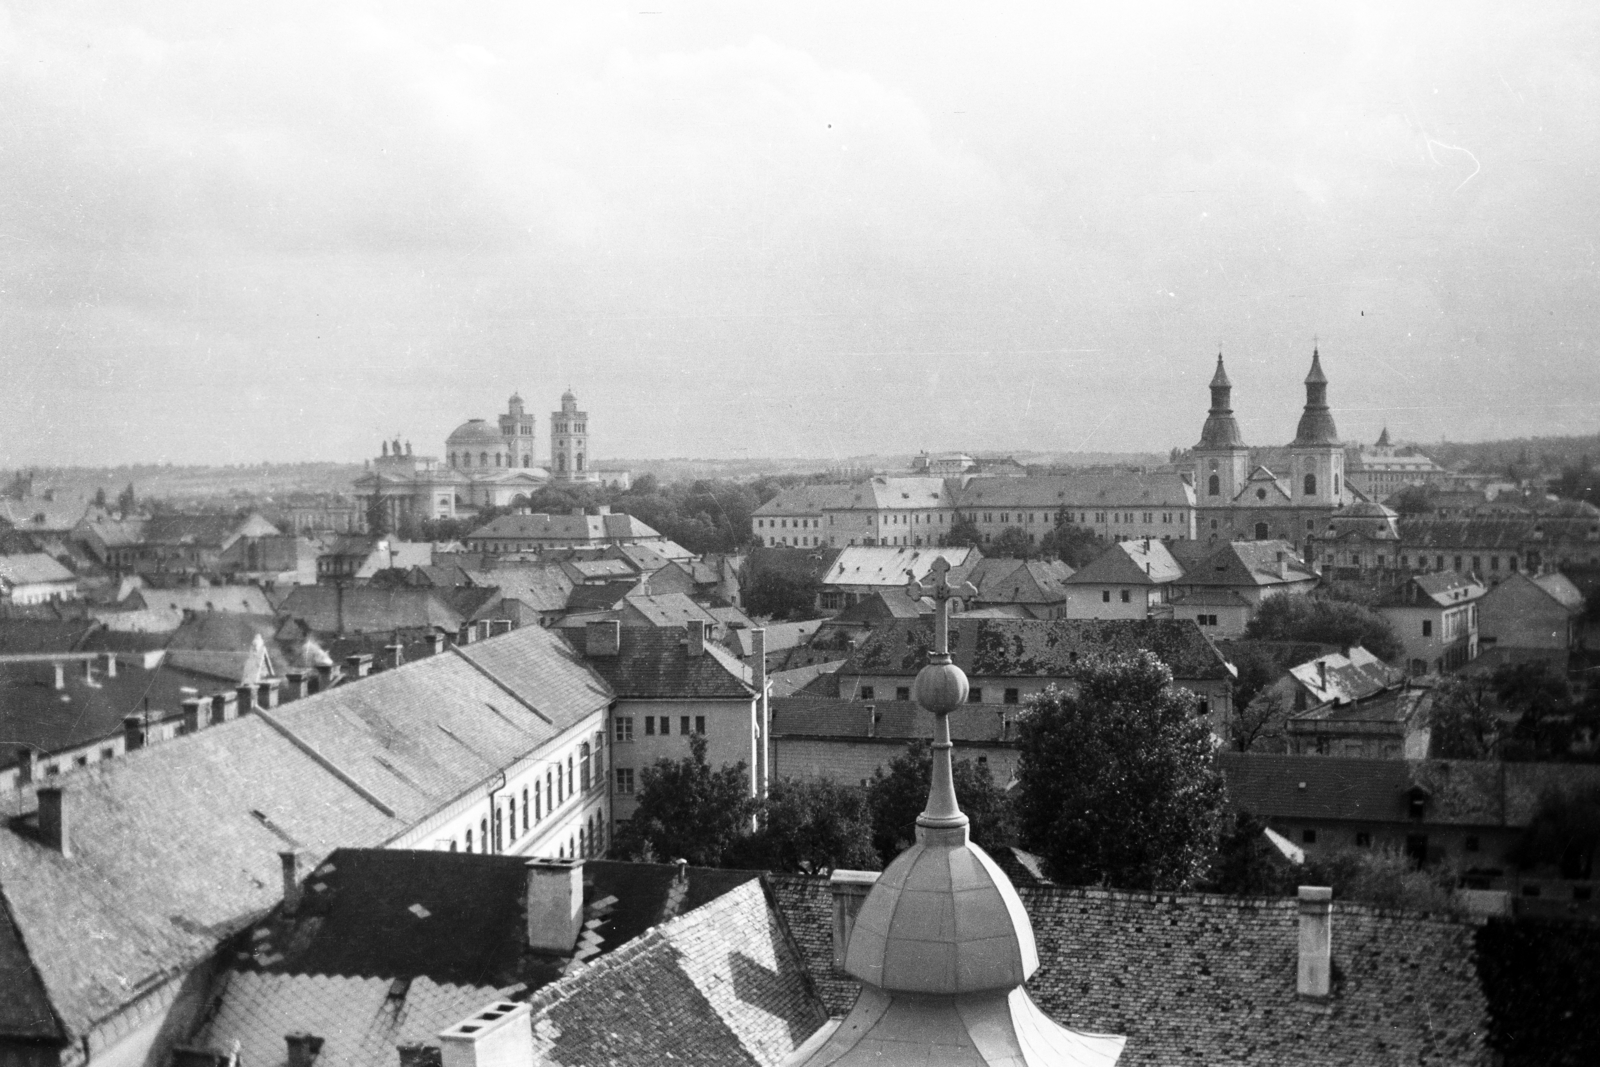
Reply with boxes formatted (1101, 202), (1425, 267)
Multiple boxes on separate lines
(564, 579), (640, 613)
(1065, 539), (1184, 586)
(569, 627), (754, 700)
(826, 589), (930, 624)
(1183, 540), (1317, 588)
(955, 472), (1194, 508)
(276, 586), (463, 634)
(463, 566), (573, 612)
(769, 873), (1491, 1066)
(0, 553), (75, 586)
(131, 585), (275, 615)
(842, 618), (1231, 682)
(0, 618), (99, 654)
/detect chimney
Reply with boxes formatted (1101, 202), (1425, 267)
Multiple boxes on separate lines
(345, 653), (373, 679)
(280, 850), (305, 915)
(1297, 886), (1333, 998)
(525, 858), (584, 954)
(181, 697), (205, 734)
(53, 662), (65, 690)
(829, 870), (879, 968)
(865, 703), (876, 737)
(457, 623), (474, 646)
(686, 619), (706, 658)
(315, 663), (334, 690)
(438, 1002), (532, 1067)
(585, 620), (620, 657)
(259, 679), (281, 708)
(123, 715), (146, 751)
(476, 620), (491, 642)
(37, 787), (69, 857)
(237, 683), (258, 714)
(212, 691), (236, 725)
(428, 632), (446, 655)
(285, 670), (310, 701)
(387, 643), (406, 670)
(1279, 559), (1291, 580)
(1317, 660), (1328, 691)
(103, 652), (117, 678)
(285, 1033), (324, 1067)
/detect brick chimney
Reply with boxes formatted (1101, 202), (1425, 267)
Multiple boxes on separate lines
(285, 1033), (323, 1067)
(315, 663), (334, 690)
(237, 684), (258, 714)
(181, 697), (205, 735)
(428, 632), (446, 655)
(1297, 885), (1333, 998)
(585, 620), (620, 657)
(123, 715), (146, 751)
(438, 1003), (532, 1067)
(457, 623), (474, 646)
(102, 652), (117, 678)
(525, 858), (584, 954)
(685, 619), (706, 658)
(829, 870), (878, 968)
(285, 670), (310, 701)
(345, 653), (373, 679)
(52, 662), (65, 690)
(258, 679), (281, 708)
(212, 691), (236, 725)
(281, 850), (305, 915)
(386, 643), (406, 670)
(37, 787), (69, 857)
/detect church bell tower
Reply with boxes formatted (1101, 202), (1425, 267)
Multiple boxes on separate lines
(1192, 353), (1250, 506)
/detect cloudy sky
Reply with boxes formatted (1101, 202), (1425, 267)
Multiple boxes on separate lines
(2, 1), (1596, 467)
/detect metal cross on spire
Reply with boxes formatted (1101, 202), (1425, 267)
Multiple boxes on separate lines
(905, 556), (978, 831)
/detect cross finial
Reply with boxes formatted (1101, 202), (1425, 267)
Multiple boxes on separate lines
(906, 556), (976, 659)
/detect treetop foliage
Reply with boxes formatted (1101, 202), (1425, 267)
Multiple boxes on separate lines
(866, 740), (1015, 864)
(1242, 593), (1403, 664)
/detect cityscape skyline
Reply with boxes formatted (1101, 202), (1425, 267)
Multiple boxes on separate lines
(3, 1), (1597, 468)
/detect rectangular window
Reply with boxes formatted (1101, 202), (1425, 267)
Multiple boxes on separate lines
(645, 716), (656, 736)
(1302, 829), (1317, 844)
(1490, 556), (1499, 571)
(1465, 835), (1479, 852)
(1355, 832), (1371, 847)
(695, 716), (705, 734)
(968, 687), (983, 703)
(896, 686), (911, 701)
(1004, 687), (1019, 704)
(1102, 590), (1111, 603)
(615, 768), (635, 794)
(680, 716), (690, 736)
(1120, 589), (1131, 603)
(860, 685), (875, 700)
(1422, 620), (1433, 637)
(615, 717), (634, 742)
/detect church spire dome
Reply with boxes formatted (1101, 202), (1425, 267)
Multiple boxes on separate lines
(1291, 347), (1341, 446)
(1195, 352), (1247, 450)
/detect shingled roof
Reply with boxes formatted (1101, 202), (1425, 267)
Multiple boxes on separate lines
(276, 586), (463, 634)
(766, 874), (1491, 1065)
(841, 617), (1231, 682)
(567, 626), (755, 699)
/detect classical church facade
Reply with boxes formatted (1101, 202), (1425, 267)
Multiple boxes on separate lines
(354, 390), (606, 528)
(1186, 350), (1362, 555)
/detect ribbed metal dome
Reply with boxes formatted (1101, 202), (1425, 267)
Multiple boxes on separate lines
(445, 419), (504, 447)
(1291, 349), (1341, 446)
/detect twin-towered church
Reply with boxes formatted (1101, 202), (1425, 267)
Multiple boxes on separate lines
(355, 390), (625, 530)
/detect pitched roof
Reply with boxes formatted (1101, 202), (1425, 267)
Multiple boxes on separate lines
(0, 618), (99, 654)
(462, 565), (573, 612)
(0, 553), (75, 587)
(841, 617), (1231, 681)
(466, 512), (661, 543)
(1377, 572), (1487, 608)
(767, 873), (1491, 1064)
(969, 559), (1074, 604)
(825, 589), (931, 624)
(276, 586), (463, 634)
(768, 660), (846, 698)
(131, 585), (274, 615)
(752, 483), (856, 516)
(1286, 646), (1404, 705)
(1532, 571), (1585, 612)
(1063, 539), (1185, 586)
(0, 496), (96, 533)
(569, 627), (755, 700)
(564, 579), (640, 613)
(620, 592), (721, 630)
(955, 472), (1195, 509)
(1182, 541), (1317, 588)
(821, 546), (980, 588)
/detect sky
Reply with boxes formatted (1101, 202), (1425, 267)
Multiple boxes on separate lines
(1, 1), (1596, 467)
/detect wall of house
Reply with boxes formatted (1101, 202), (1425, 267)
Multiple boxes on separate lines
(608, 697), (755, 820)
(1265, 817), (1520, 871)
(1478, 580), (1574, 650)
(772, 736), (1020, 789)
(1170, 601), (1252, 637)
(1382, 602), (1481, 674)
(1061, 584), (1164, 620)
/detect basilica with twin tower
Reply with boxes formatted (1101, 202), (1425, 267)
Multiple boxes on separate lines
(354, 389), (629, 530)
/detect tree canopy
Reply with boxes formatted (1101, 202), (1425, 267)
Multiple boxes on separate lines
(727, 777), (880, 873)
(613, 734), (759, 866)
(1014, 652), (1227, 890)
(1242, 594), (1403, 663)
(866, 741), (1015, 865)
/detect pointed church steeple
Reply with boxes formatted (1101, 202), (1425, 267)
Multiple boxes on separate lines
(1196, 352), (1247, 450)
(1292, 347), (1340, 446)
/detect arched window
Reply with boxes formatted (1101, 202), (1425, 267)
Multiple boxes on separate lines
(481, 817), (489, 853)
(1334, 474), (1340, 494)
(495, 453), (503, 467)
(493, 807), (502, 852)
(568, 756), (574, 798)
(547, 770), (553, 812)
(522, 787), (529, 831)
(508, 796), (516, 841)
(449, 452), (457, 467)
(576, 453), (585, 471)
(523, 455), (530, 468)
(1207, 474), (1220, 496)
(580, 743), (592, 792)
(480, 452), (488, 466)
(1304, 473), (1317, 496)
(579, 827), (587, 858)
(1254, 522), (1269, 541)
(465, 828), (473, 852)
(557, 454), (567, 472)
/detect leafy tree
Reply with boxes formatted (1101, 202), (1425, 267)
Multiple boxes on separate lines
(1228, 644), (1285, 720)
(1495, 662), (1578, 761)
(1428, 676), (1503, 759)
(626, 472), (659, 496)
(1390, 484), (1434, 516)
(1014, 653), (1227, 890)
(1242, 594), (1403, 664)
(743, 570), (819, 620)
(988, 526), (1036, 560)
(614, 734), (758, 867)
(1204, 811), (1295, 896)
(1302, 845), (1461, 912)
(116, 482), (137, 516)
(943, 518), (982, 548)
(1515, 786), (1600, 879)
(1039, 513), (1106, 568)
(727, 777), (880, 873)
(1230, 688), (1291, 753)
(867, 740), (1015, 864)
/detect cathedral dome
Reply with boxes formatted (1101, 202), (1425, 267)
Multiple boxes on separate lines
(446, 419), (504, 447)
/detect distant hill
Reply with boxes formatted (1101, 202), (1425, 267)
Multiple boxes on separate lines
(1420, 433), (1600, 475)
(1, 463), (365, 506)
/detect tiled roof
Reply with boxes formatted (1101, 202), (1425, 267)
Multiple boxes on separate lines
(1218, 753), (1600, 826)
(1286, 646), (1404, 705)
(1398, 519), (1533, 550)
(131, 585), (274, 615)
(0, 618), (99, 654)
(466, 512), (661, 543)
(564, 579), (640, 613)
(768, 873), (1491, 1065)
(1065, 539), (1184, 586)
(771, 697), (1011, 744)
(768, 661), (846, 698)
(825, 589), (931, 624)
(276, 586), (463, 634)
(0, 553), (75, 587)
(621, 593), (721, 630)
(569, 627), (755, 700)
(969, 559), (1074, 604)
(0, 625), (611, 1042)
(0, 497), (96, 532)
(1169, 589), (1252, 608)
(1377, 573), (1487, 608)
(462, 566), (573, 612)
(196, 971), (493, 1067)
(954, 473), (1195, 509)
(1532, 571), (1585, 612)
(1182, 541), (1317, 588)
(752, 484), (856, 516)
(744, 546), (843, 585)
(842, 618), (1231, 682)
(563, 559), (640, 581)
(821, 546), (979, 588)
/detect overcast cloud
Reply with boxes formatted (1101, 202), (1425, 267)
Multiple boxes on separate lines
(1, 1), (1596, 466)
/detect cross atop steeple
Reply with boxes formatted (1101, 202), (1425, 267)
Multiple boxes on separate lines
(907, 556), (976, 663)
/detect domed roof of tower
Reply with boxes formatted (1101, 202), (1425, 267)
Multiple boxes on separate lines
(445, 419), (504, 447)
(1292, 348), (1341, 446)
(1196, 353), (1247, 451)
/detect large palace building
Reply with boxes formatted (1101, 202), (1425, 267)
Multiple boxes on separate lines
(353, 389), (610, 530)
(1185, 349), (1361, 554)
